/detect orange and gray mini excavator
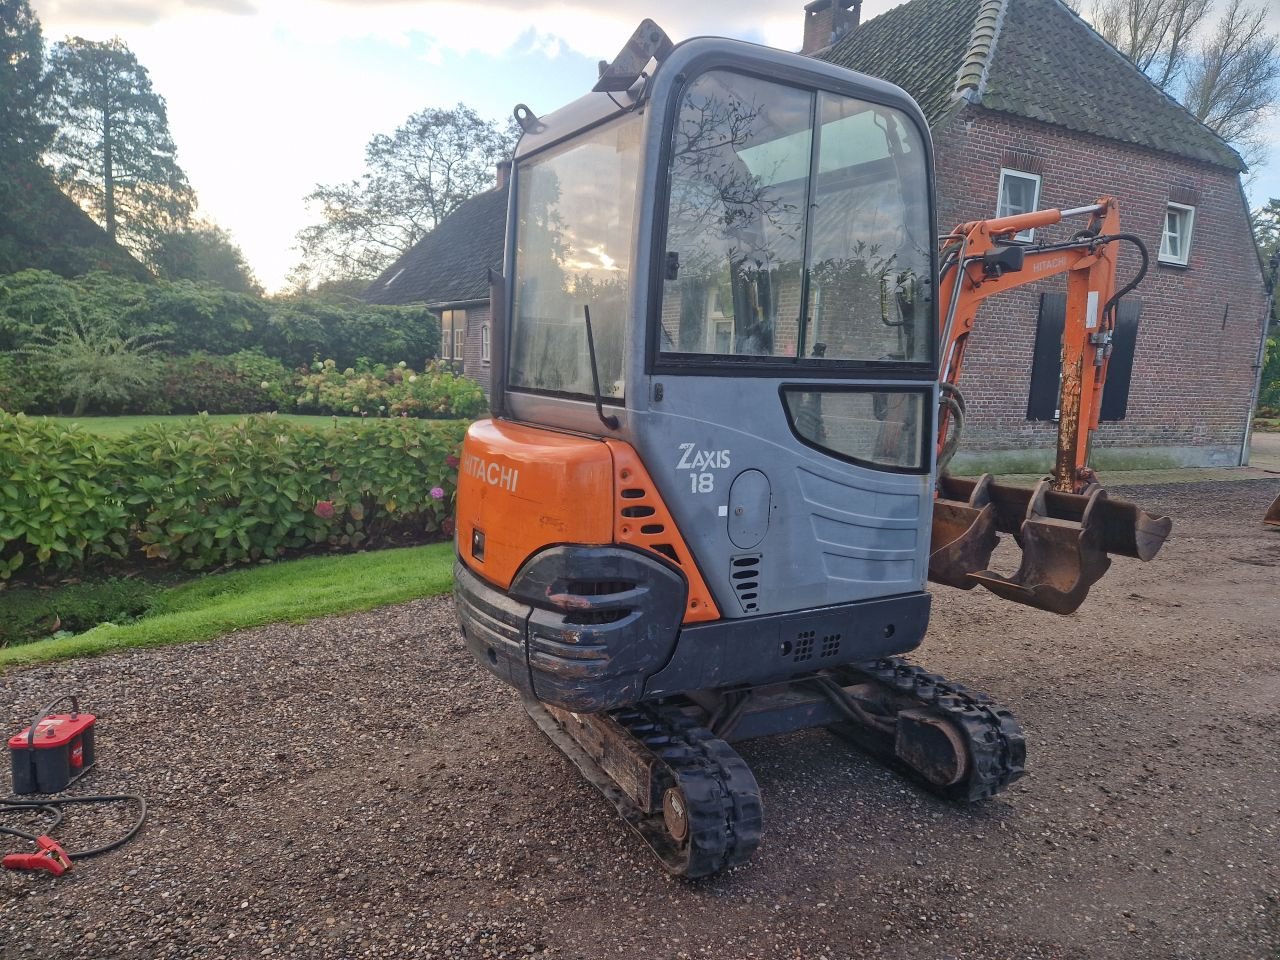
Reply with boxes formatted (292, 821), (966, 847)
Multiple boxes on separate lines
(453, 22), (1172, 877)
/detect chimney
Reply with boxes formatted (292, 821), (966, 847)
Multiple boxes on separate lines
(495, 159), (512, 190)
(801, 0), (861, 56)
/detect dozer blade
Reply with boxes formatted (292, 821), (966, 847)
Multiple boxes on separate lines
(929, 475), (1173, 615)
(1266, 491), (1280, 528)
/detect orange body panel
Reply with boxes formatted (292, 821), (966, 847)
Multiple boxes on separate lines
(457, 420), (721, 623)
(457, 419), (614, 590)
(607, 442), (721, 623)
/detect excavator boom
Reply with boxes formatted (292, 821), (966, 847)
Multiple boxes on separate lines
(927, 198), (1172, 612)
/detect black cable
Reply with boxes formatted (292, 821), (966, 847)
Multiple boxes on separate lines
(1, 794), (147, 858)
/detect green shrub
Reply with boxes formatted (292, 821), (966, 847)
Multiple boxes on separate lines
(19, 312), (164, 416)
(0, 577), (162, 646)
(295, 360), (485, 419)
(1260, 335), (1279, 412)
(261, 296), (440, 369)
(0, 412), (466, 578)
(152, 351), (291, 415)
(0, 415), (131, 578)
(0, 353), (52, 412)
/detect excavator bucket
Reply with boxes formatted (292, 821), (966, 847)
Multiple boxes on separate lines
(928, 474), (999, 590)
(929, 474), (1173, 615)
(1266, 491), (1280, 528)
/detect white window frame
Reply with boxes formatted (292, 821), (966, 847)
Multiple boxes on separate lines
(996, 168), (1043, 242)
(480, 323), (490, 363)
(439, 309), (465, 361)
(1159, 202), (1195, 266)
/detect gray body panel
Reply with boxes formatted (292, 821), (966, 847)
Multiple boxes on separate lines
(502, 34), (939, 621)
(628, 377), (935, 617)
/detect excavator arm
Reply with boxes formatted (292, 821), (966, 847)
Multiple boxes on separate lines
(927, 197), (1173, 614)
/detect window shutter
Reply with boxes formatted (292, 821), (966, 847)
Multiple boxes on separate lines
(1100, 299), (1142, 422)
(1026, 293), (1065, 421)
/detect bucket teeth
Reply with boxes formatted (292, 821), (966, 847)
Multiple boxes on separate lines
(929, 474), (1172, 615)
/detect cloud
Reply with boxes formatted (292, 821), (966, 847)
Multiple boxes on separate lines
(36, 0), (255, 30)
(33, 0), (810, 53)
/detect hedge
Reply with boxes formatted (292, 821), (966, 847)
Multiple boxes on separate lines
(0, 412), (466, 580)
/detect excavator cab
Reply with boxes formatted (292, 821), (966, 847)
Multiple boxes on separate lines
(453, 24), (1164, 877)
(462, 27), (940, 703)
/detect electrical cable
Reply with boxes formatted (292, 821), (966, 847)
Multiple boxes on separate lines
(0, 793), (147, 859)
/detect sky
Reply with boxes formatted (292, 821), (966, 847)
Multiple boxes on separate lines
(28, 0), (1280, 292)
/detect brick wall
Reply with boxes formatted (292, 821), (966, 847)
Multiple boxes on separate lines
(933, 104), (1268, 463)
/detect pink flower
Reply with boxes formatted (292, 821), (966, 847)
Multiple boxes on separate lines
(446, 454), (460, 469)
(314, 500), (335, 519)
(429, 487), (445, 500)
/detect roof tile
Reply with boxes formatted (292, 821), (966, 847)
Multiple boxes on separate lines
(821, 0), (1244, 171)
(363, 184), (508, 306)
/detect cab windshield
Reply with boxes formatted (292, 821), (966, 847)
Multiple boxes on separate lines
(659, 70), (932, 365)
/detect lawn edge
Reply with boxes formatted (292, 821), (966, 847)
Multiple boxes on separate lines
(1, 545), (456, 670)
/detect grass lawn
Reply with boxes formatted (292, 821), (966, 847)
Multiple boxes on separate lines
(1254, 417), (1280, 433)
(0, 543), (455, 669)
(44, 413), (348, 438)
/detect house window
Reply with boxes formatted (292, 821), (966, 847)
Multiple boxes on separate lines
(1159, 202), (1195, 266)
(996, 168), (1042, 241)
(480, 324), (490, 363)
(439, 308), (466, 361)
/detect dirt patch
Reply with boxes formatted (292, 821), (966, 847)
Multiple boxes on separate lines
(2, 479), (1279, 959)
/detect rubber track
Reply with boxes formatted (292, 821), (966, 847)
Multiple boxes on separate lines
(527, 700), (762, 878)
(838, 657), (1026, 802)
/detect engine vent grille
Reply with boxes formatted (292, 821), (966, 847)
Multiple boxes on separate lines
(783, 630), (843, 664)
(730, 553), (761, 613)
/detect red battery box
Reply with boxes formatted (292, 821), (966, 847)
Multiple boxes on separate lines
(8, 696), (95, 795)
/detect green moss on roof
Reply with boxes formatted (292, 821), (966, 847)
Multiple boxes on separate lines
(820, 0), (984, 125)
(819, 0), (1244, 172)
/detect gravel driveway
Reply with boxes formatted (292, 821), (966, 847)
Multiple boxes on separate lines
(2, 478), (1279, 960)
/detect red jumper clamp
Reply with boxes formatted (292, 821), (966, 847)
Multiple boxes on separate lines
(2, 835), (73, 877)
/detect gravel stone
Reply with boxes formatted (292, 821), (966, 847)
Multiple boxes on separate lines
(1, 478), (1278, 959)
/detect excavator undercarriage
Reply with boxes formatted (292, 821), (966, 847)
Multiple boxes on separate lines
(526, 656), (1024, 878)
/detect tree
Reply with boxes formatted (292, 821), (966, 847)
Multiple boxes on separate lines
(44, 37), (195, 261)
(1180, 0), (1280, 168)
(1088, 0), (1279, 168)
(1255, 198), (1279, 327)
(293, 103), (515, 286)
(0, 0), (51, 158)
(1091, 0), (1211, 90)
(151, 221), (262, 295)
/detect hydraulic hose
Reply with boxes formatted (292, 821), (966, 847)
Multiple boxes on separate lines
(1098, 233), (1149, 325)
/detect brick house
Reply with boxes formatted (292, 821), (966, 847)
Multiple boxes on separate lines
(362, 175), (508, 387)
(367, 0), (1269, 469)
(811, 0), (1269, 470)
